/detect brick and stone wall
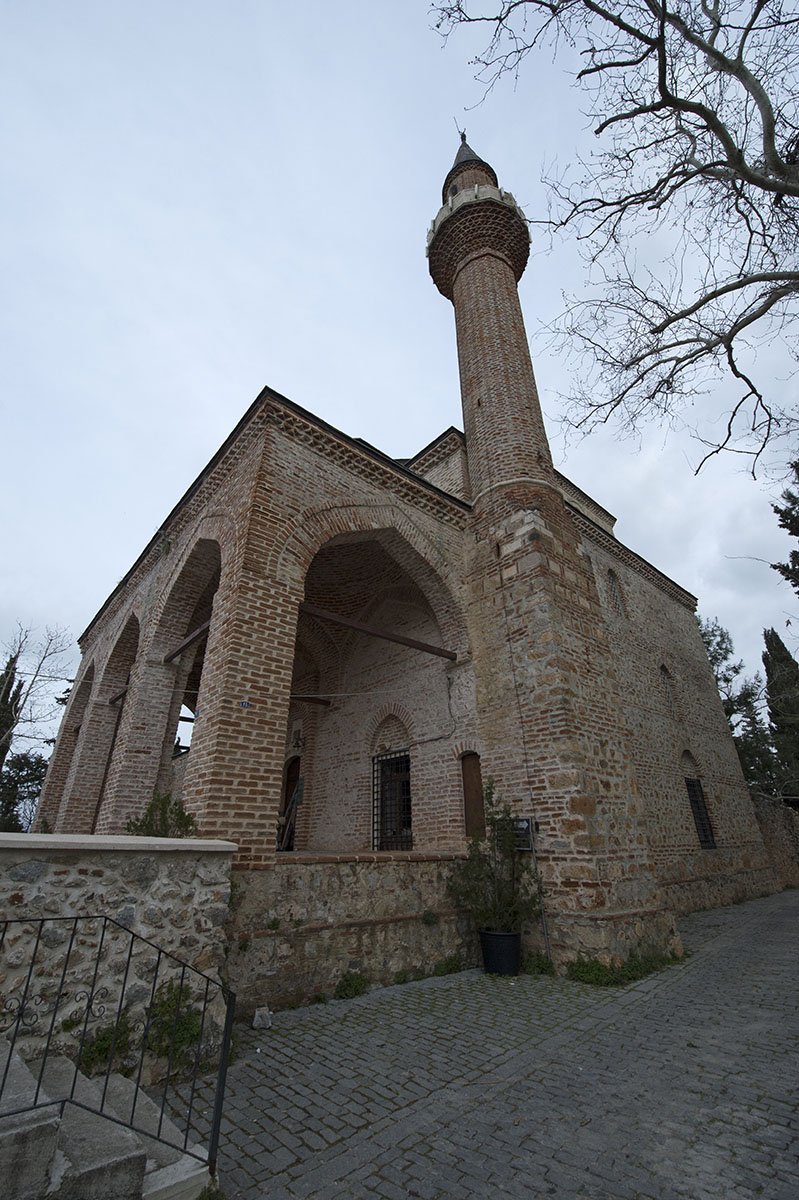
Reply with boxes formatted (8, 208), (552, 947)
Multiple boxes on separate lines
(226, 853), (475, 1011)
(580, 529), (777, 911)
(752, 797), (799, 888)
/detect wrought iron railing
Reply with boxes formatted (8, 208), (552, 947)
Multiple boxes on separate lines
(0, 916), (235, 1174)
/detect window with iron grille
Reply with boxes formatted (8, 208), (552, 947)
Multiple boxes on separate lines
(372, 750), (412, 851)
(685, 777), (716, 849)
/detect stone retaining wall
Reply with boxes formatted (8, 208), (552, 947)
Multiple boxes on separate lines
(0, 834), (236, 1066)
(752, 798), (799, 888)
(226, 853), (477, 1010)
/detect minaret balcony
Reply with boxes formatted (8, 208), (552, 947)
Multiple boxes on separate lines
(426, 183), (528, 251)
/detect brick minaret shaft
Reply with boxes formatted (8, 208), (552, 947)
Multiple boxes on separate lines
(429, 138), (677, 960)
(427, 135), (554, 518)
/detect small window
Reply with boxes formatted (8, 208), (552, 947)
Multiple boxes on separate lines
(607, 570), (625, 617)
(660, 665), (678, 719)
(373, 750), (412, 850)
(685, 777), (716, 849)
(461, 752), (485, 840)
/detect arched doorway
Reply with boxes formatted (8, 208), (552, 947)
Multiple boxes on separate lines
(283, 530), (474, 853)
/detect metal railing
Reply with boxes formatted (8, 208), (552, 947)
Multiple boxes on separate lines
(0, 916), (235, 1174)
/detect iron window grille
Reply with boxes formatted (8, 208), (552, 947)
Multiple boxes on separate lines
(685, 777), (716, 849)
(373, 750), (412, 851)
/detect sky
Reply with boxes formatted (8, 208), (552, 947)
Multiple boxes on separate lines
(1, 0), (796, 726)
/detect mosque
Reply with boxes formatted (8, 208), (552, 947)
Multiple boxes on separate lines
(37, 137), (776, 998)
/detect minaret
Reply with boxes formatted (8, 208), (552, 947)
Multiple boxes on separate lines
(428, 137), (680, 966)
(427, 133), (554, 516)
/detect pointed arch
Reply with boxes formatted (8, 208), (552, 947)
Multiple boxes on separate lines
(270, 503), (469, 659)
(41, 662), (95, 831)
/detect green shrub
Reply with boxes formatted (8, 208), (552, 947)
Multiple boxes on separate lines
(393, 969), (410, 985)
(196, 1179), (227, 1200)
(125, 792), (198, 838)
(267, 917), (280, 931)
(145, 979), (203, 1065)
(523, 951), (556, 976)
(334, 971), (369, 1000)
(432, 955), (462, 977)
(566, 951), (679, 987)
(421, 908), (440, 926)
(80, 1010), (131, 1075)
(448, 782), (541, 933)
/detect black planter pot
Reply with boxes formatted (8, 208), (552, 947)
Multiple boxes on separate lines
(479, 930), (522, 976)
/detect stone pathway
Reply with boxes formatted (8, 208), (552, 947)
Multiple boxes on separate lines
(192, 892), (799, 1198)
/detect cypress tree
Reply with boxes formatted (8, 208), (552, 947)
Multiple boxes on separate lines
(772, 461), (799, 599)
(762, 628), (799, 806)
(0, 654), (23, 773)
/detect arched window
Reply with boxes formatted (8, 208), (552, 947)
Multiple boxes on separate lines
(607, 569), (625, 617)
(371, 715), (412, 851)
(461, 752), (486, 840)
(681, 751), (715, 849)
(373, 750), (412, 850)
(660, 665), (678, 719)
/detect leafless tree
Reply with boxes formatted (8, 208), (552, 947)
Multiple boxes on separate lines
(434, 0), (799, 470)
(0, 624), (73, 762)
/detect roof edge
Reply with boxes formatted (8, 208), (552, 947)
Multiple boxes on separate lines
(79, 387), (471, 643)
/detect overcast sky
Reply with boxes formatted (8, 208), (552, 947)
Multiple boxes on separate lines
(1, 1), (796, 716)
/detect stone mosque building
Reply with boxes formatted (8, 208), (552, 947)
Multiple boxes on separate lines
(37, 137), (778, 999)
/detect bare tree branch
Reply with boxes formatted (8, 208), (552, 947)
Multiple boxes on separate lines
(433, 0), (799, 470)
(0, 625), (73, 757)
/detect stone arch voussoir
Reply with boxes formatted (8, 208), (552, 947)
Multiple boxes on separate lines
(452, 738), (482, 760)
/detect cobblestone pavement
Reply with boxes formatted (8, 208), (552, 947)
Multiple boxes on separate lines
(194, 892), (799, 1199)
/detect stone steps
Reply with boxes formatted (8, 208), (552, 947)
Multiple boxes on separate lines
(0, 1046), (212, 1200)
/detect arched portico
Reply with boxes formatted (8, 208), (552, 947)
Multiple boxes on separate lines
(95, 539), (223, 832)
(276, 528), (476, 855)
(37, 663), (95, 831)
(54, 615), (142, 833)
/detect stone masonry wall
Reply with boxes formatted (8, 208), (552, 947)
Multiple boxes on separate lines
(0, 834), (235, 1064)
(226, 854), (477, 1011)
(752, 797), (799, 887)
(582, 528), (777, 912)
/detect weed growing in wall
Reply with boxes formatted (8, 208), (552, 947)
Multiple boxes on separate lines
(566, 951), (680, 987)
(79, 1010), (132, 1075)
(334, 971), (369, 1000)
(196, 1179), (227, 1200)
(432, 955), (462, 976)
(145, 979), (203, 1065)
(523, 951), (555, 977)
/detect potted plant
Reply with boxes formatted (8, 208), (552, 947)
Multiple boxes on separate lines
(448, 782), (542, 976)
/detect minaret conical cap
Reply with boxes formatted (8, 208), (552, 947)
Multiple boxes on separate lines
(442, 132), (498, 202)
